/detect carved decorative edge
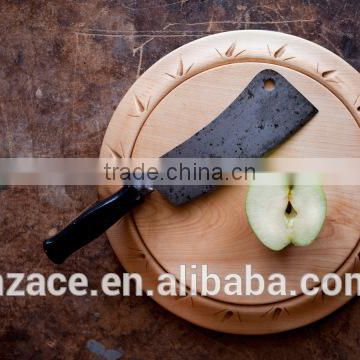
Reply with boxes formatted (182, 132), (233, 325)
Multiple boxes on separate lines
(215, 41), (246, 59)
(354, 95), (360, 112)
(165, 56), (194, 79)
(128, 94), (151, 118)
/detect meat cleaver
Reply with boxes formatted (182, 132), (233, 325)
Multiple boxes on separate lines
(43, 69), (318, 264)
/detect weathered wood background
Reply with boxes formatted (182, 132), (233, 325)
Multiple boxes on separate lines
(0, 0), (359, 358)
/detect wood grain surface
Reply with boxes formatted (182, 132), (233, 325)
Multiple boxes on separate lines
(100, 31), (360, 333)
(1, 0), (360, 358)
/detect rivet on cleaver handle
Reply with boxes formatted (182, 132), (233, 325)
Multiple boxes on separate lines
(43, 69), (318, 264)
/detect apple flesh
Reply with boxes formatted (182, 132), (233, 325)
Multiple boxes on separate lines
(245, 174), (327, 251)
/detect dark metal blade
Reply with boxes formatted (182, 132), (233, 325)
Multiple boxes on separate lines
(157, 69), (318, 205)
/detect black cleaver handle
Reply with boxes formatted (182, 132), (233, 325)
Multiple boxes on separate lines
(43, 186), (150, 264)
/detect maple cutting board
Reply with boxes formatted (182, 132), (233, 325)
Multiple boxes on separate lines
(99, 30), (360, 334)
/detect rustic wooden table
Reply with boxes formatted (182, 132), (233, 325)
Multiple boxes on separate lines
(0, 1), (359, 359)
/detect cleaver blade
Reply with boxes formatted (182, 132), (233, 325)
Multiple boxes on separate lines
(157, 69), (318, 205)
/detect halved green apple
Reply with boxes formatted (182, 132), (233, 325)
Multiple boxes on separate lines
(245, 174), (327, 251)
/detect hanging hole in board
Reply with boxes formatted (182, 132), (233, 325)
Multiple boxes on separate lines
(264, 78), (276, 91)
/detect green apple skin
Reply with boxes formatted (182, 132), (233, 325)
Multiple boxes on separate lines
(245, 176), (327, 251)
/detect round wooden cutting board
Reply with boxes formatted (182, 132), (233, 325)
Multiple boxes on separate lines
(99, 30), (360, 334)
